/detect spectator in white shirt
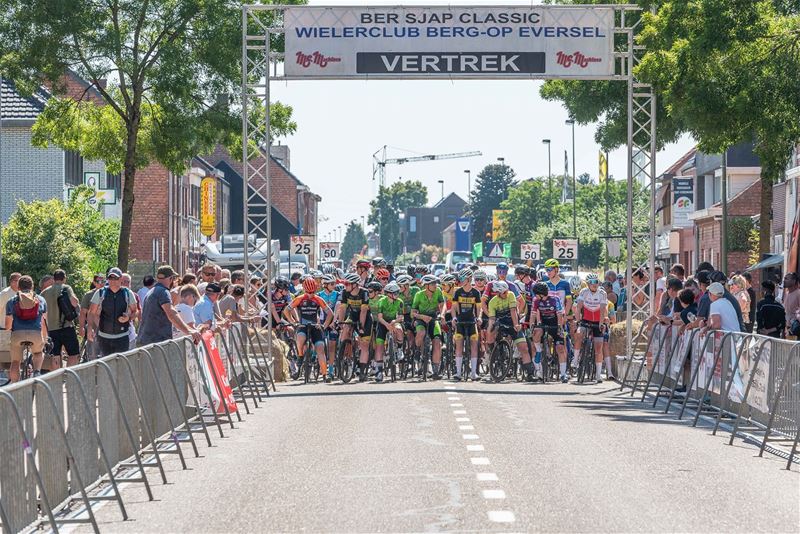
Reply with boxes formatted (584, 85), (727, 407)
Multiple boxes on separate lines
(708, 282), (741, 332)
(174, 284), (199, 337)
(0, 272), (21, 329)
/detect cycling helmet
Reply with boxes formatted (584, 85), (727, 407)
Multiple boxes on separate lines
(441, 274), (456, 285)
(302, 278), (318, 294)
(321, 264), (336, 275)
(415, 265), (429, 274)
(532, 282), (549, 297)
(569, 275), (582, 292)
(469, 263), (479, 272)
(421, 274), (438, 285)
(493, 281), (509, 293)
(487, 273), (498, 282)
(396, 274), (412, 285)
(586, 273), (600, 284)
(473, 270), (488, 282)
(344, 273), (361, 285)
(356, 259), (371, 269)
(544, 258), (560, 268)
(366, 281), (383, 292)
(310, 270), (323, 278)
(375, 268), (390, 280)
(336, 268), (345, 278)
(407, 264), (416, 276)
(334, 283), (345, 292)
(372, 257), (386, 268)
(321, 274), (336, 284)
(384, 281), (400, 294)
(458, 268), (472, 282)
(496, 262), (509, 271)
(514, 265), (531, 277)
(274, 276), (290, 290)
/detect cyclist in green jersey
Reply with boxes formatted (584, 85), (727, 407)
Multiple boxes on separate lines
(411, 274), (445, 379)
(374, 282), (405, 382)
(487, 280), (534, 380)
(396, 274), (418, 357)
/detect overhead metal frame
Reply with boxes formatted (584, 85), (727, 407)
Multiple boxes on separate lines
(242, 4), (656, 357)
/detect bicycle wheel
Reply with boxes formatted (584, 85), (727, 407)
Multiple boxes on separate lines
(386, 337), (396, 383)
(303, 347), (312, 384)
(541, 336), (550, 383)
(338, 339), (355, 384)
(577, 338), (592, 384)
(288, 339), (302, 381)
(490, 341), (511, 383)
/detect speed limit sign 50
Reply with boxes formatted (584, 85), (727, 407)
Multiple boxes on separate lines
(552, 239), (578, 261)
(319, 242), (340, 261)
(520, 243), (540, 261)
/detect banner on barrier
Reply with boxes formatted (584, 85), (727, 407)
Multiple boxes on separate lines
(727, 338), (771, 412)
(669, 330), (690, 380)
(200, 331), (238, 414)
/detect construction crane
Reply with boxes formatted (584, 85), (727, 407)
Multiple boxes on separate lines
(372, 146), (483, 188)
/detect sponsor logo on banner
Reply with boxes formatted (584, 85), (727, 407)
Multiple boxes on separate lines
(555, 51), (601, 68)
(200, 331), (237, 414)
(458, 220), (470, 232)
(296, 51), (342, 68)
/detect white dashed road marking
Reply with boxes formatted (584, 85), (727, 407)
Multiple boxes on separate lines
(482, 489), (506, 499)
(476, 472), (498, 481)
(462, 434), (479, 440)
(470, 457), (490, 465)
(466, 445), (484, 451)
(487, 510), (516, 523)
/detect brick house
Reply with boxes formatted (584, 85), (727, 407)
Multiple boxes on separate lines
(401, 193), (467, 252)
(0, 74), (119, 223)
(201, 143), (321, 250)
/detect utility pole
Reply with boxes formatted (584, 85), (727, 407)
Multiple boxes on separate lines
(542, 139), (552, 222)
(720, 149), (728, 274)
(464, 169), (471, 201)
(566, 118), (577, 238)
(604, 152), (610, 271)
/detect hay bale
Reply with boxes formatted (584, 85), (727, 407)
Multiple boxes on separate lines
(608, 319), (644, 357)
(252, 328), (290, 382)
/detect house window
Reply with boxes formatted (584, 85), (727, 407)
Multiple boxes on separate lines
(409, 215), (417, 233)
(106, 172), (122, 199)
(65, 151), (84, 186)
(433, 215), (440, 223)
(712, 174), (722, 204)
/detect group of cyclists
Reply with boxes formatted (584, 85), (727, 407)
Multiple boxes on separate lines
(267, 257), (615, 385)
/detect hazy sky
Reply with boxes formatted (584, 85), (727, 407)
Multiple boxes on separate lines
(270, 0), (696, 241)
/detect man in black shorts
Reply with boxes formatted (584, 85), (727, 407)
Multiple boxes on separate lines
(337, 273), (372, 381)
(40, 269), (80, 367)
(452, 268), (481, 381)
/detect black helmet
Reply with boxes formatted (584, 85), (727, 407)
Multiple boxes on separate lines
(274, 276), (290, 290)
(366, 281), (383, 292)
(407, 264), (416, 276)
(532, 282), (549, 297)
(515, 265), (531, 277)
(415, 265), (429, 274)
(372, 257), (386, 268)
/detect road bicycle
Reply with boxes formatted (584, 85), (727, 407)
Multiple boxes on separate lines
(576, 321), (599, 384)
(298, 324), (324, 384)
(488, 320), (516, 383)
(335, 321), (360, 384)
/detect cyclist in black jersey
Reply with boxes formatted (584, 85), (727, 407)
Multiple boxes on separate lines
(452, 268), (481, 381)
(337, 273), (371, 380)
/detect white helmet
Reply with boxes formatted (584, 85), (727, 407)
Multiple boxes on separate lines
(384, 282), (400, 294)
(493, 281), (509, 293)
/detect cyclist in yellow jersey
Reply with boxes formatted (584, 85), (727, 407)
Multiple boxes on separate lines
(487, 281), (534, 380)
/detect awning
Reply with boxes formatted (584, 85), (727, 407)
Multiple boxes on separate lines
(746, 253), (784, 272)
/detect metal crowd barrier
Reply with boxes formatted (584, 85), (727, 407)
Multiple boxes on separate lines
(0, 323), (275, 534)
(619, 322), (800, 469)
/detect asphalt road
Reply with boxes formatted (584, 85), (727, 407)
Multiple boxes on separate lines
(76, 378), (800, 533)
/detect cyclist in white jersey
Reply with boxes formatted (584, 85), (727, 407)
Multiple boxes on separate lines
(574, 273), (608, 383)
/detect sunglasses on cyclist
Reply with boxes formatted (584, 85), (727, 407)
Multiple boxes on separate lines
(545, 267), (555, 272)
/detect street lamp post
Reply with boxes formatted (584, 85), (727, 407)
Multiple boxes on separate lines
(565, 118), (577, 238)
(542, 139), (552, 221)
(464, 170), (471, 201)
(438, 179), (445, 248)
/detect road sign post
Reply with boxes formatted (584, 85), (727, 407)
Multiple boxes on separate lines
(319, 242), (341, 263)
(552, 238), (579, 264)
(520, 243), (541, 262)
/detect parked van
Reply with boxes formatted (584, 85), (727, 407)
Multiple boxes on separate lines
(445, 250), (473, 272)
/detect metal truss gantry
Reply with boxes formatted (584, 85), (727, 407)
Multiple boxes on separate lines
(242, 4), (657, 357)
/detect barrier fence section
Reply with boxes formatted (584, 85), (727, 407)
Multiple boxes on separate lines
(619, 323), (800, 469)
(0, 323), (275, 534)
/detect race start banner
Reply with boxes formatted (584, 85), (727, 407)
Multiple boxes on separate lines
(200, 332), (237, 415)
(284, 6), (614, 78)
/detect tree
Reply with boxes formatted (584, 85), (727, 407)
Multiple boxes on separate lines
(543, 0), (800, 260)
(341, 222), (367, 266)
(499, 177), (562, 250)
(368, 180), (428, 260)
(468, 164), (516, 243)
(577, 172), (592, 186)
(636, 0), (800, 259)
(1, 187), (120, 296)
(0, 0), (303, 269)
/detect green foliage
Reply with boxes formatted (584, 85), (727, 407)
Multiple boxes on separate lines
(1, 187), (120, 296)
(0, 0), (304, 268)
(468, 164), (516, 243)
(502, 178), (648, 269)
(728, 216), (756, 252)
(395, 244), (446, 266)
(341, 222), (367, 266)
(368, 180), (428, 260)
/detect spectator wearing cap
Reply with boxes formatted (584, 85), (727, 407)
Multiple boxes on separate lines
(138, 265), (201, 346)
(88, 268), (138, 357)
(194, 282), (222, 329)
(138, 275), (156, 303)
(707, 282), (741, 332)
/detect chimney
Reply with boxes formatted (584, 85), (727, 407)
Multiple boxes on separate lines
(270, 144), (290, 170)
